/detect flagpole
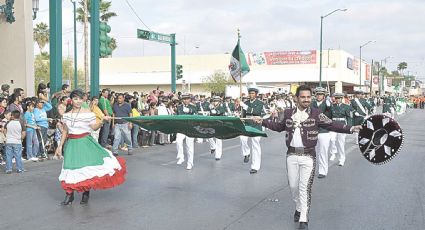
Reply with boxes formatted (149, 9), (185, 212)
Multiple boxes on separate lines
(238, 29), (243, 117)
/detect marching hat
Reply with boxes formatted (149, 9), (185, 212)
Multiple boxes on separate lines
(247, 87), (259, 93)
(333, 92), (345, 98)
(358, 114), (404, 165)
(212, 96), (221, 101)
(314, 87), (327, 94)
(181, 93), (191, 99)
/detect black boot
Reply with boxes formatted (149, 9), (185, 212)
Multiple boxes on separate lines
(61, 192), (74, 205)
(80, 191), (90, 205)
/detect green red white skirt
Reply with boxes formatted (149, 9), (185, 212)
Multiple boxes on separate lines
(59, 133), (126, 193)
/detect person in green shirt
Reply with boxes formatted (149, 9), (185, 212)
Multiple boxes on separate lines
(311, 87), (332, 177)
(329, 92), (352, 167)
(98, 89), (113, 148)
(207, 96), (226, 160)
(240, 87), (266, 174)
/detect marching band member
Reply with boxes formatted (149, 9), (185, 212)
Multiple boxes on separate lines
(176, 93), (197, 170)
(208, 96), (226, 160)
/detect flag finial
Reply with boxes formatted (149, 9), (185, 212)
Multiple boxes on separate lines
(237, 28), (241, 39)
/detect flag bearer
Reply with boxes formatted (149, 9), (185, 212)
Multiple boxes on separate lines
(176, 93), (197, 170)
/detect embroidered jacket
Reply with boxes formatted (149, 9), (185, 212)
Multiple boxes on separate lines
(262, 107), (352, 156)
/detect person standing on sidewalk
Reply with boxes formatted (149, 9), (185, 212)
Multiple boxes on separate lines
(99, 89), (113, 148)
(257, 85), (361, 230)
(4, 110), (26, 173)
(112, 94), (133, 156)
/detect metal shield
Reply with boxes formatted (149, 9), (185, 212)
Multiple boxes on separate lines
(358, 114), (404, 165)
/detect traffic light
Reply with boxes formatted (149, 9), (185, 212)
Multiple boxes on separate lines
(176, 64), (183, 80)
(99, 22), (112, 58)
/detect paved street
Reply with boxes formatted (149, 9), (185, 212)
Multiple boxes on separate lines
(1, 110), (424, 230)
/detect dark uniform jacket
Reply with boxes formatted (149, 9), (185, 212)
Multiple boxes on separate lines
(177, 103), (197, 115)
(262, 107), (352, 157)
(350, 98), (369, 125)
(196, 101), (210, 115)
(242, 98), (265, 130)
(331, 103), (352, 126)
(311, 100), (331, 133)
(382, 96), (396, 113)
(223, 102), (235, 115)
(209, 103), (226, 116)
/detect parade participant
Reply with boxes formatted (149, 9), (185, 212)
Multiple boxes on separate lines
(311, 87), (332, 178)
(329, 93), (352, 167)
(208, 96), (226, 160)
(176, 93), (197, 170)
(55, 89), (126, 205)
(195, 95), (210, 143)
(240, 87), (265, 174)
(223, 96), (235, 116)
(350, 90), (370, 144)
(258, 85), (361, 230)
(382, 92), (396, 118)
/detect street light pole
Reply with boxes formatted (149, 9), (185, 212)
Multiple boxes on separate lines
(359, 40), (376, 90)
(71, 0), (78, 89)
(379, 56), (393, 95)
(319, 8), (347, 87)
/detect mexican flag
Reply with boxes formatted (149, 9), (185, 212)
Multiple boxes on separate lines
(229, 38), (250, 82)
(123, 115), (266, 139)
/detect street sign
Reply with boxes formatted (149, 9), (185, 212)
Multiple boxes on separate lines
(137, 29), (172, 44)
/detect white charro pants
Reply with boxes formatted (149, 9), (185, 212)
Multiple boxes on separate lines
(208, 138), (223, 159)
(315, 133), (331, 176)
(329, 132), (347, 165)
(240, 136), (262, 170)
(287, 155), (315, 223)
(176, 133), (195, 167)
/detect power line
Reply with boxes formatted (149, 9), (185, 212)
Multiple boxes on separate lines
(124, 0), (151, 31)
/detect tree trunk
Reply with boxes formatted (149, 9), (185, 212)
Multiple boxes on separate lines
(84, 0), (89, 92)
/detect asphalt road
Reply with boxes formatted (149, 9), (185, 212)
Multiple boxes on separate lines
(1, 109), (424, 230)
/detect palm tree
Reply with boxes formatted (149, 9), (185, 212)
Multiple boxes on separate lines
(33, 22), (49, 54)
(397, 62), (408, 77)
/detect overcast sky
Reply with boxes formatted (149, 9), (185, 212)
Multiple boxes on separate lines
(34, 0), (425, 79)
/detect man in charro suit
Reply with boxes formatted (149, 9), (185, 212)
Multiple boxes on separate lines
(240, 87), (266, 174)
(258, 85), (362, 230)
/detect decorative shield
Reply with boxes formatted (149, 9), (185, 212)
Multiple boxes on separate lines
(358, 114), (404, 165)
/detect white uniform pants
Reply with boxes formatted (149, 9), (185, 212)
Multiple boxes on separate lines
(287, 155), (315, 223)
(329, 132), (347, 165)
(208, 138), (223, 159)
(240, 136), (262, 170)
(315, 133), (331, 176)
(176, 133), (195, 167)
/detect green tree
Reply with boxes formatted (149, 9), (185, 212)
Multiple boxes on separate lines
(34, 55), (85, 92)
(202, 70), (234, 95)
(397, 62), (408, 76)
(76, 0), (118, 54)
(33, 22), (49, 54)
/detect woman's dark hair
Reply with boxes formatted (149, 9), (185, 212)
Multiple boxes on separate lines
(7, 93), (19, 105)
(60, 96), (68, 102)
(70, 89), (85, 99)
(37, 83), (47, 95)
(91, 96), (98, 101)
(131, 100), (138, 109)
(295, 85), (312, 97)
(0, 97), (6, 105)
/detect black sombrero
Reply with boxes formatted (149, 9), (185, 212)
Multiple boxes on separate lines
(358, 114), (404, 165)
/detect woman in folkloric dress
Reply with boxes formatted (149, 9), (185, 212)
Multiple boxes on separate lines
(55, 89), (126, 205)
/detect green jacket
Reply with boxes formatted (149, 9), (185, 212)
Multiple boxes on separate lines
(242, 99), (265, 130)
(99, 96), (113, 116)
(311, 100), (332, 133)
(223, 102), (235, 115)
(209, 104), (226, 116)
(177, 104), (197, 115)
(382, 96), (396, 113)
(331, 103), (352, 126)
(350, 98), (369, 125)
(196, 101), (210, 115)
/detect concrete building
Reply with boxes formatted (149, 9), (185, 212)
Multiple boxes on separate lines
(100, 49), (372, 95)
(0, 0), (35, 96)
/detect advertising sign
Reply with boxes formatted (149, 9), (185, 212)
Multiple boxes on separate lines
(248, 50), (316, 65)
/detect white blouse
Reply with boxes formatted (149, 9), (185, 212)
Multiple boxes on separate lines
(63, 112), (96, 134)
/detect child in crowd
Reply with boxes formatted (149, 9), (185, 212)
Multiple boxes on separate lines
(4, 110), (26, 173)
(24, 101), (40, 162)
(0, 110), (11, 165)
